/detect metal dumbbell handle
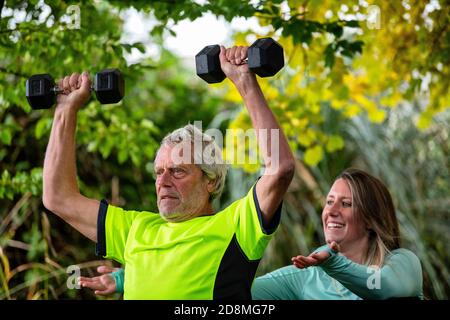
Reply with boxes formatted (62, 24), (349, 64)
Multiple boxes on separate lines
(237, 59), (249, 65)
(51, 85), (95, 94)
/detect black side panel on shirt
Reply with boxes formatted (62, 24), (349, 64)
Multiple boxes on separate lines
(213, 234), (261, 300)
(95, 199), (108, 257)
(253, 182), (282, 234)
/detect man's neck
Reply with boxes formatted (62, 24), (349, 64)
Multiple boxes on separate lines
(164, 203), (215, 223)
(199, 203), (215, 216)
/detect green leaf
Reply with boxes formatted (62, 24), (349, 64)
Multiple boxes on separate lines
(345, 20), (360, 28)
(133, 42), (146, 54)
(99, 138), (114, 158)
(35, 118), (51, 139)
(348, 40), (364, 54)
(0, 149), (7, 162)
(118, 148), (128, 164)
(1, 128), (12, 145)
(324, 43), (335, 68)
(130, 149), (141, 166)
(1, 170), (10, 181)
(326, 22), (343, 38)
(140, 119), (159, 133)
(121, 43), (133, 54)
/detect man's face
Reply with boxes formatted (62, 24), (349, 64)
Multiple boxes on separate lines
(154, 144), (213, 220)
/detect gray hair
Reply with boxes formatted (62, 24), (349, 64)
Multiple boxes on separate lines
(160, 124), (228, 201)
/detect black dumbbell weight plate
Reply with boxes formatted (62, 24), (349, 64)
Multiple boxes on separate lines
(248, 38), (284, 78)
(94, 69), (125, 104)
(195, 45), (226, 84)
(26, 74), (56, 109)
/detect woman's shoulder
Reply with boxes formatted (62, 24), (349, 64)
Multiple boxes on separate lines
(386, 248), (424, 297)
(386, 248), (422, 269)
(389, 248), (419, 259)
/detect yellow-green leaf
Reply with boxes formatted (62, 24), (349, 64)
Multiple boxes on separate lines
(304, 145), (323, 166)
(368, 109), (386, 123)
(326, 135), (345, 152)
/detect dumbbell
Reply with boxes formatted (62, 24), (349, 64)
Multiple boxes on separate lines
(195, 37), (284, 84)
(26, 69), (125, 110)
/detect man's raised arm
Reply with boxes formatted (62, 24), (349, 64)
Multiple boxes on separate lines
(42, 72), (99, 241)
(219, 46), (295, 225)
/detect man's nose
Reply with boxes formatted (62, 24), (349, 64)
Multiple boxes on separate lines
(156, 170), (172, 187)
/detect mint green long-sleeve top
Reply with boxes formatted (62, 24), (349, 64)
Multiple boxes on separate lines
(251, 246), (423, 300)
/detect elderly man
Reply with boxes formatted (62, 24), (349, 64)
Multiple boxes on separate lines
(43, 45), (295, 299)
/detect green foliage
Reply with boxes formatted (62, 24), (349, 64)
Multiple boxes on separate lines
(0, 168), (42, 200)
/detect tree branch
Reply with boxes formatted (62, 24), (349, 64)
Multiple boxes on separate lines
(0, 0), (4, 19)
(0, 26), (43, 34)
(0, 66), (28, 78)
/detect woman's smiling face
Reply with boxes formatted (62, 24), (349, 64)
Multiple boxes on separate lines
(322, 178), (368, 247)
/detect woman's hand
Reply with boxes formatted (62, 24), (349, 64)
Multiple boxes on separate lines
(292, 241), (340, 269)
(78, 265), (119, 296)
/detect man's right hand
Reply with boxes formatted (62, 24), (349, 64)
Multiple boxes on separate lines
(56, 71), (91, 111)
(78, 265), (118, 296)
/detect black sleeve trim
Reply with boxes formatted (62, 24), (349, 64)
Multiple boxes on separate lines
(252, 181), (282, 235)
(95, 199), (108, 257)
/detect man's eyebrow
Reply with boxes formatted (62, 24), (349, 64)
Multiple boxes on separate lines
(168, 164), (189, 169)
(154, 164), (191, 171)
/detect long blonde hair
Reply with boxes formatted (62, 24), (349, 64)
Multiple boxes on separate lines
(337, 168), (400, 267)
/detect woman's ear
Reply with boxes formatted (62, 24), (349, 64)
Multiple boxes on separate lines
(366, 227), (376, 237)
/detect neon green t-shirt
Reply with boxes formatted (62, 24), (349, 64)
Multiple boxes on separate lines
(96, 183), (280, 299)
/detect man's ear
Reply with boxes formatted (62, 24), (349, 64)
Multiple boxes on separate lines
(206, 178), (216, 194)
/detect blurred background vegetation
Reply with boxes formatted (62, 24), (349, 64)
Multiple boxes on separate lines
(0, 0), (448, 299)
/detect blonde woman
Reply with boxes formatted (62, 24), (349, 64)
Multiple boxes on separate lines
(252, 168), (423, 299)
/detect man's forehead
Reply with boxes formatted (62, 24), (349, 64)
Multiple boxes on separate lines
(155, 143), (195, 166)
